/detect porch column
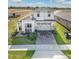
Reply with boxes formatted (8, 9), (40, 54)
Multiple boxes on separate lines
(16, 22), (19, 32)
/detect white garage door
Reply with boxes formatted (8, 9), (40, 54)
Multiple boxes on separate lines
(35, 22), (54, 31)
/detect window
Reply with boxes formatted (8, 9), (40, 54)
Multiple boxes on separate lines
(13, 13), (16, 17)
(48, 14), (51, 17)
(27, 24), (32, 28)
(37, 13), (40, 17)
(25, 29), (32, 32)
(29, 29), (32, 32)
(48, 23), (51, 25)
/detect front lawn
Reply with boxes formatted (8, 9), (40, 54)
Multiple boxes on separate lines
(53, 22), (71, 44)
(8, 32), (37, 45)
(8, 50), (35, 59)
(62, 50), (71, 59)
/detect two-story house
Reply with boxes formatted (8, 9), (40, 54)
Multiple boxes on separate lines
(17, 8), (56, 33)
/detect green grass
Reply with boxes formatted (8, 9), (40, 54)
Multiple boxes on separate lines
(8, 50), (35, 59)
(8, 33), (37, 45)
(8, 36), (36, 45)
(62, 50), (71, 59)
(8, 18), (19, 40)
(8, 17), (21, 38)
(53, 22), (71, 44)
(8, 20), (17, 33)
(54, 30), (65, 44)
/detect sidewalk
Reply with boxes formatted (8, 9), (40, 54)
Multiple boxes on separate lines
(8, 45), (71, 51)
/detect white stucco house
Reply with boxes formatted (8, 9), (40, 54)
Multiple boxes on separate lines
(17, 8), (56, 33)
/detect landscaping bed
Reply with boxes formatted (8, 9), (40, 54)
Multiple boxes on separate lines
(8, 50), (35, 59)
(53, 22), (71, 44)
(62, 50), (71, 59)
(8, 32), (37, 45)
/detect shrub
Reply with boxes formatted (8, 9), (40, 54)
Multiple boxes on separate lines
(28, 32), (37, 40)
(52, 30), (56, 34)
(12, 31), (18, 37)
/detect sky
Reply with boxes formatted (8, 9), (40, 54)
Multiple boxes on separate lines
(8, 0), (71, 8)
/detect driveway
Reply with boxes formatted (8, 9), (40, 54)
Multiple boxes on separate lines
(36, 32), (57, 44)
(32, 50), (68, 59)
(32, 32), (68, 59)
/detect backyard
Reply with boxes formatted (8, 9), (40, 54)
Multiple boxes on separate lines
(8, 50), (35, 59)
(53, 22), (71, 44)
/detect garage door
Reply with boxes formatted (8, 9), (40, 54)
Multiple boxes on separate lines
(35, 24), (54, 31)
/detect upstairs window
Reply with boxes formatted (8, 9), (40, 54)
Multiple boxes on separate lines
(27, 24), (32, 28)
(48, 14), (51, 17)
(48, 11), (51, 17)
(37, 13), (40, 17)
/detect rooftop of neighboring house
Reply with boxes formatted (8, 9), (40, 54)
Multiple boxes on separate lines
(54, 10), (71, 21)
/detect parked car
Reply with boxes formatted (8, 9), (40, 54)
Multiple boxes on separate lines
(64, 32), (71, 39)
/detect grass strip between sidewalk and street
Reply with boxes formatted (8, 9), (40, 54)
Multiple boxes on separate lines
(8, 50), (35, 59)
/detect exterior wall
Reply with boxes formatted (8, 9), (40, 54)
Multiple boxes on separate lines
(19, 20), (55, 32)
(33, 11), (54, 20)
(21, 20), (35, 33)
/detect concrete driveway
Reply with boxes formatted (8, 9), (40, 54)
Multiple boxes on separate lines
(32, 32), (68, 59)
(32, 50), (68, 59)
(36, 32), (57, 44)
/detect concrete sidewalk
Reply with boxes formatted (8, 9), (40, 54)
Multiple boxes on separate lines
(8, 45), (70, 59)
(8, 45), (71, 51)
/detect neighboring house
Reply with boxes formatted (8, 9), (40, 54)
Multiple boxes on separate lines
(8, 12), (16, 18)
(8, 13), (13, 17)
(54, 10), (71, 31)
(17, 8), (56, 33)
(8, 10), (20, 18)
